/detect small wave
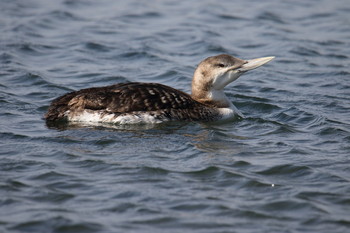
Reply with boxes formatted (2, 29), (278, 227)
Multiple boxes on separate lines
(138, 166), (171, 176)
(257, 164), (313, 177)
(317, 126), (349, 136)
(170, 203), (210, 212)
(257, 12), (287, 24)
(122, 12), (162, 19)
(218, 14), (246, 21)
(10, 217), (103, 233)
(84, 42), (113, 52)
(181, 166), (221, 176)
(48, 10), (85, 21)
(290, 46), (321, 57)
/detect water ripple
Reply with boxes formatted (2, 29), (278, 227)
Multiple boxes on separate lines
(1, 0), (350, 232)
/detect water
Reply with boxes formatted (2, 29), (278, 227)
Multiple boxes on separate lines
(1, 0), (350, 232)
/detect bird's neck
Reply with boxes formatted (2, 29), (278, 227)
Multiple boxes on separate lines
(191, 71), (233, 108)
(191, 88), (232, 108)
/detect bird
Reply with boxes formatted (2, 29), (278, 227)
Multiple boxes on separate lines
(45, 54), (274, 124)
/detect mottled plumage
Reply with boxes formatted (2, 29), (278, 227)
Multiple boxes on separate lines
(45, 82), (219, 122)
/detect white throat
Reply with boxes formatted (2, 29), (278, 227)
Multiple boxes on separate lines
(207, 89), (233, 108)
(208, 88), (243, 119)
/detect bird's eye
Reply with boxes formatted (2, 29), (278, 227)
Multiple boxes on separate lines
(217, 63), (225, 68)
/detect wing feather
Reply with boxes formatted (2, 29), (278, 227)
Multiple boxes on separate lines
(45, 82), (201, 121)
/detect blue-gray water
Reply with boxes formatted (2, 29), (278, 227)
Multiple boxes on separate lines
(1, 0), (350, 232)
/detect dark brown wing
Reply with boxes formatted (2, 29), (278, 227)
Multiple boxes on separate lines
(45, 82), (200, 121)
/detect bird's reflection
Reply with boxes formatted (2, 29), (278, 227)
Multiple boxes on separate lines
(46, 119), (247, 156)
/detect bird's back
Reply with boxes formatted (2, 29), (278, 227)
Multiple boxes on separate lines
(45, 82), (215, 123)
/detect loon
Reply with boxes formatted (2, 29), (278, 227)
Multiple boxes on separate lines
(45, 54), (274, 124)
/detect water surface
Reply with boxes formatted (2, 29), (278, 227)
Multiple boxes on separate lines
(1, 0), (350, 232)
